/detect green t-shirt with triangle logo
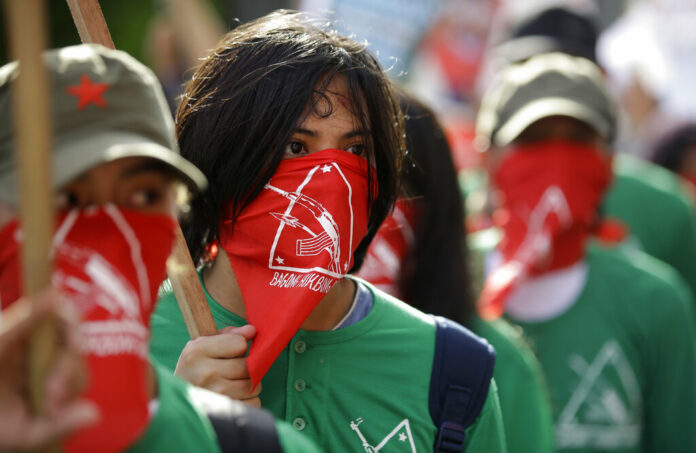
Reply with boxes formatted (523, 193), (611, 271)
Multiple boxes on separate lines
(150, 277), (507, 453)
(604, 153), (696, 297)
(509, 244), (696, 453)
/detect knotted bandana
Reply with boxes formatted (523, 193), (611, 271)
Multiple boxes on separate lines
(219, 149), (371, 385)
(0, 205), (176, 452)
(478, 141), (612, 319)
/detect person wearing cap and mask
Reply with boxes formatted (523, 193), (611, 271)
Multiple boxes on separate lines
(0, 43), (319, 453)
(481, 5), (696, 301)
(475, 52), (696, 453)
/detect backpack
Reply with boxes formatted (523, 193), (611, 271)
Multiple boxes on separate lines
(429, 316), (496, 453)
(190, 386), (283, 453)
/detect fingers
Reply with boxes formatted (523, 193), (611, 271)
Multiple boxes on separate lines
(187, 329), (252, 359)
(174, 327), (261, 402)
(219, 324), (256, 342)
(25, 401), (99, 450)
(208, 377), (262, 401)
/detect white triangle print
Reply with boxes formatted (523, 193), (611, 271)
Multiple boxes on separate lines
(349, 418), (417, 452)
(555, 340), (642, 450)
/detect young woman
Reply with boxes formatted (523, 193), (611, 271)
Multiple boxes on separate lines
(150, 10), (506, 452)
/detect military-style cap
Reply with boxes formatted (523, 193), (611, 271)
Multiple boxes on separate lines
(0, 43), (206, 205)
(476, 52), (617, 148)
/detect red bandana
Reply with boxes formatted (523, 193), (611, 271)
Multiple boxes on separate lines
(478, 141), (612, 320)
(355, 200), (417, 298)
(219, 149), (371, 386)
(0, 205), (176, 453)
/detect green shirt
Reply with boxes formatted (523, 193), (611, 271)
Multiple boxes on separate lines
(511, 244), (696, 453)
(472, 317), (554, 453)
(150, 277), (507, 453)
(127, 360), (221, 453)
(604, 153), (696, 297)
(128, 360), (320, 453)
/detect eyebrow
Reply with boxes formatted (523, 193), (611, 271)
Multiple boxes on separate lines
(293, 128), (372, 139)
(119, 159), (179, 181)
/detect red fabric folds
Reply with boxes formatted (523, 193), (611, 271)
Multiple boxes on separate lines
(0, 205), (176, 453)
(219, 149), (370, 386)
(355, 200), (417, 298)
(478, 141), (612, 319)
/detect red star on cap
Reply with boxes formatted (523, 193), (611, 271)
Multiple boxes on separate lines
(66, 74), (110, 111)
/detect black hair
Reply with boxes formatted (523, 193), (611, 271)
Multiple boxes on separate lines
(495, 6), (599, 67)
(397, 93), (476, 326)
(176, 10), (404, 266)
(651, 123), (696, 174)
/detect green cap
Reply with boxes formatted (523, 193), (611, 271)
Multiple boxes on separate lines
(476, 52), (617, 148)
(0, 43), (206, 205)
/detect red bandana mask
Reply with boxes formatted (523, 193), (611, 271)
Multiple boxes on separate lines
(219, 149), (371, 386)
(355, 199), (417, 298)
(478, 141), (612, 319)
(0, 205), (176, 453)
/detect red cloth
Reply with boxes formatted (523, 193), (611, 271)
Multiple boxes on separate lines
(478, 141), (612, 319)
(219, 149), (370, 386)
(0, 206), (176, 453)
(0, 221), (21, 308)
(355, 200), (417, 298)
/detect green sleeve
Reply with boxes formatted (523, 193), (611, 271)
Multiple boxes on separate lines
(474, 319), (554, 453)
(150, 281), (198, 372)
(127, 361), (222, 453)
(274, 420), (322, 453)
(641, 272), (696, 452)
(463, 379), (508, 453)
(667, 199), (696, 298)
(606, 155), (696, 297)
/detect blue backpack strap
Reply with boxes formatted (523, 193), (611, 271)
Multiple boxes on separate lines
(429, 316), (496, 452)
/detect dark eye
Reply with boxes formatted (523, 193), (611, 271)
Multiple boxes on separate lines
(130, 187), (163, 209)
(346, 144), (367, 157)
(55, 189), (81, 210)
(284, 142), (307, 158)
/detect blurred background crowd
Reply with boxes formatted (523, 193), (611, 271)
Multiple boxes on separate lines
(3, 0), (694, 220)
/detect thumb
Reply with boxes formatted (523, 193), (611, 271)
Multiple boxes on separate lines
(219, 324), (256, 341)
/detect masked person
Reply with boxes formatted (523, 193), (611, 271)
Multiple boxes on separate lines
(474, 52), (696, 453)
(0, 43), (319, 453)
(356, 93), (554, 453)
(486, 4), (696, 301)
(149, 10), (507, 452)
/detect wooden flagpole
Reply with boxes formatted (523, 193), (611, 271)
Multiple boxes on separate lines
(65, 0), (218, 338)
(4, 0), (61, 450)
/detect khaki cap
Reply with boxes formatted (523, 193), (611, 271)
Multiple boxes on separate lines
(476, 52), (617, 148)
(0, 44), (206, 205)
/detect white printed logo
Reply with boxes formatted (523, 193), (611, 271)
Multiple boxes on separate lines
(555, 340), (642, 450)
(51, 206), (150, 358)
(513, 185), (571, 265)
(266, 162), (354, 278)
(350, 417), (417, 452)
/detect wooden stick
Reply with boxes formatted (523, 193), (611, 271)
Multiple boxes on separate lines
(167, 228), (218, 337)
(65, 0), (218, 338)
(65, 0), (114, 48)
(5, 0), (60, 447)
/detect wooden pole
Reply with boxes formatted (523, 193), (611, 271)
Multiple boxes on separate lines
(167, 228), (218, 337)
(65, 0), (218, 338)
(4, 0), (60, 448)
